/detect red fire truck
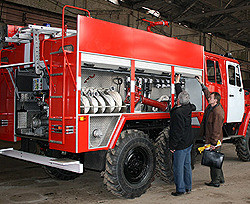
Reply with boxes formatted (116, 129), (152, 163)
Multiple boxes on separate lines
(0, 5), (249, 198)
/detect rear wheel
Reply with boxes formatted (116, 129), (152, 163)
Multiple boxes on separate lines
(191, 143), (199, 169)
(155, 127), (174, 183)
(236, 123), (250, 161)
(103, 129), (155, 198)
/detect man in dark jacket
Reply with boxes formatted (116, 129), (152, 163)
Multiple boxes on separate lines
(170, 74), (196, 196)
(196, 76), (225, 187)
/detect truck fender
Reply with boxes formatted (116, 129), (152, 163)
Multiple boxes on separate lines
(238, 111), (250, 137)
(107, 113), (170, 149)
(108, 116), (127, 149)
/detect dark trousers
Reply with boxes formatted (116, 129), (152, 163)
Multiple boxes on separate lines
(210, 146), (224, 184)
(173, 145), (192, 193)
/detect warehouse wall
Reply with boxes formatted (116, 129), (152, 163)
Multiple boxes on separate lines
(0, 0), (249, 74)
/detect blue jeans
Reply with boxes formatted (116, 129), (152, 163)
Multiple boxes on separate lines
(173, 145), (192, 193)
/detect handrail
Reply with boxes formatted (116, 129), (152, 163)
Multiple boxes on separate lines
(41, 38), (57, 93)
(0, 61), (35, 69)
(41, 39), (54, 77)
(61, 5), (90, 88)
(62, 5), (91, 50)
(61, 5), (90, 144)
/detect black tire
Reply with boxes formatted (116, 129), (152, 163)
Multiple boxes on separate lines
(236, 123), (250, 161)
(43, 149), (81, 180)
(103, 129), (155, 199)
(155, 127), (174, 183)
(191, 143), (199, 170)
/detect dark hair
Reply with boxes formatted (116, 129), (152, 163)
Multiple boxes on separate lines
(211, 92), (221, 103)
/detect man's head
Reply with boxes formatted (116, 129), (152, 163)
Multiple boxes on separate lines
(178, 91), (190, 105)
(209, 92), (221, 106)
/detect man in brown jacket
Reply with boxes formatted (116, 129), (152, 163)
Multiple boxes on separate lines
(196, 76), (225, 187)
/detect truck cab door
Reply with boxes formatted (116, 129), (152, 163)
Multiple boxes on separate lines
(205, 57), (226, 112)
(226, 61), (244, 123)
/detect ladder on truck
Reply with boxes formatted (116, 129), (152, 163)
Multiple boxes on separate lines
(49, 5), (91, 145)
(49, 43), (76, 145)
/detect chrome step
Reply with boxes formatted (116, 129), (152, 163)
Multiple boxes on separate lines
(0, 148), (83, 173)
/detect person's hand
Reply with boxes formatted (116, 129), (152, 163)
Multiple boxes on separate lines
(175, 74), (180, 83)
(170, 149), (175, 153)
(210, 145), (216, 150)
(195, 76), (202, 84)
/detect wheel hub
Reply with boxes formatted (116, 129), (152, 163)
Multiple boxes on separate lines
(124, 147), (149, 184)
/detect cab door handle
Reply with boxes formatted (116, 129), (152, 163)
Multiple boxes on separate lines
(229, 94), (234, 97)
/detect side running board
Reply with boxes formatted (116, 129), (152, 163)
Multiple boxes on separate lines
(0, 148), (83, 173)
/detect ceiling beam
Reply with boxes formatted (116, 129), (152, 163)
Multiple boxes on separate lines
(181, 0), (199, 15)
(173, 0), (199, 19)
(234, 28), (247, 38)
(204, 0), (233, 28)
(202, 0), (247, 29)
(175, 5), (250, 22)
(203, 21), (250, 32)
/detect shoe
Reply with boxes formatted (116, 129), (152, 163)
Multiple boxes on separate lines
(205, 182), (220, 187)
(186, 189), (191, 194)
(171, 192), (185, 196)
(220, 180), (225, 184)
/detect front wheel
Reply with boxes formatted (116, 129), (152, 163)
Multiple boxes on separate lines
(235, 123), (250, 161)
(103, 129), (155, 198)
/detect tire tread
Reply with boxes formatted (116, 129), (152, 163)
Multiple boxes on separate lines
(235, 123), (250, 162)
(103, 129), (155, 198)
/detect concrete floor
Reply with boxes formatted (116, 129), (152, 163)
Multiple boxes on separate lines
(0, 142), (249, 204)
